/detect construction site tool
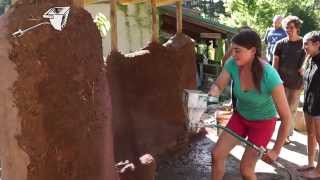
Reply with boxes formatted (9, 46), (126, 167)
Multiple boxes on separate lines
(201, 117), (286, 167)
(201, 117), (293, 179)
(182, 89), (221, 133)
(211, 120), (265, 159)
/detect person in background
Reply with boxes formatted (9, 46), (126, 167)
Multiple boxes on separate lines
(298, 31), (320, 178)
(263, 15), (287, 64)
(209, 30), (290, 180)
(273, 15), (305, 144)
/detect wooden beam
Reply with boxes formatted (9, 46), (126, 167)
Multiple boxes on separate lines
(200, 33), (222, 39)
(162, 12), (234, 35)
(119, 0), (182, 6)
(73, 0), (84, 7)
(176, 1), (182, 33)
(151, 0), (159, 43)
(110, 0), (118, 51)
(118, 0), (145, 5)
(156, 0), (180, 6)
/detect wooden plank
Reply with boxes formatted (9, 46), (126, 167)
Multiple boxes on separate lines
(118, 0), (145, 5)
(176, 1), (182, 33)
(151, 0), (159, 42)
(84, 0), (111, 4)
(156, 0), (179, 6)
(111, 0), (118, 51)
(161, 11), (235, 36)
(200, 33), (222, 39)
(119, 0), (181, 7)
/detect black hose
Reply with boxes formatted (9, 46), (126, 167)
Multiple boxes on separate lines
(211, 123), (294, 180)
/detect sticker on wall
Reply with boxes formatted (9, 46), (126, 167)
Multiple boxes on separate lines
(12, 7), (70, 38)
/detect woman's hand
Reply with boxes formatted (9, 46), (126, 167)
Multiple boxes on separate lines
(262, 149), (279, 164)
(208, 69), (231, 97)
(208, 84), (219, 97)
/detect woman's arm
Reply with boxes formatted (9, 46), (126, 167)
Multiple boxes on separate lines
(265, 84), (291, 161)
(272, 41), (282, 70)
(272, 55), (280, 70)
(208, 69), (231, 97)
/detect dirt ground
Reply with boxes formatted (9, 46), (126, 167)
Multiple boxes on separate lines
(157, 120), (310, 180)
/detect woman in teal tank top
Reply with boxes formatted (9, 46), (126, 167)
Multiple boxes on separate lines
(209, 30), (291, 180)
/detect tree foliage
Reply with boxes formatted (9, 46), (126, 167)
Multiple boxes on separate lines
(183, 0), (226, 22)
(93, 13), (110, 37)
(221, 0), (320, 36)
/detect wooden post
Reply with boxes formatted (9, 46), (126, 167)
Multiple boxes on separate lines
(73, 0), (84, 7)
(151, 0), (159, 43)
(111, 0), (118, 51)
(176, 1), (182, 34)
(224, 38), (230, 54)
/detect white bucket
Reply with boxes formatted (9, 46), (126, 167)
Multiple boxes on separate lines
(183, 89), (209, 133)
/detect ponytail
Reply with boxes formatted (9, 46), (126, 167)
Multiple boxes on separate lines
(251, 56), (263, 93)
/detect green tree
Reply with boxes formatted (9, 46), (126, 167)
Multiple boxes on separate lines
(221, 0), (320, 36)
(184, 0), (227, 22)
(93, 13), (111, 37)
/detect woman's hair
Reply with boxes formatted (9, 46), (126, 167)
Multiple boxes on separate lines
(303, 31), (320, 49)
(238, 25), (252, 32)
(303, 31), (320, 69)
(231, 30), (263, 92)
(282, 15), (303, 34)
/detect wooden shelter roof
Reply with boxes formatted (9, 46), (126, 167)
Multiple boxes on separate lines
(159, 5), (237, 41)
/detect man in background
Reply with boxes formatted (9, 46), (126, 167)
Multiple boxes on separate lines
(273, 15), (305, 144)
(264, 15), (287, 64)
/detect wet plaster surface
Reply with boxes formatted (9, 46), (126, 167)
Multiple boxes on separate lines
(157, 121), (310, 180)
(106, 34), (197, 163)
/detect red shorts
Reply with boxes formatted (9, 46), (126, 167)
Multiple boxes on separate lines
(226, 112), (276, 148)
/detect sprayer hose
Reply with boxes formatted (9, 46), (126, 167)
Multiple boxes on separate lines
(211, 124), (293, 180)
